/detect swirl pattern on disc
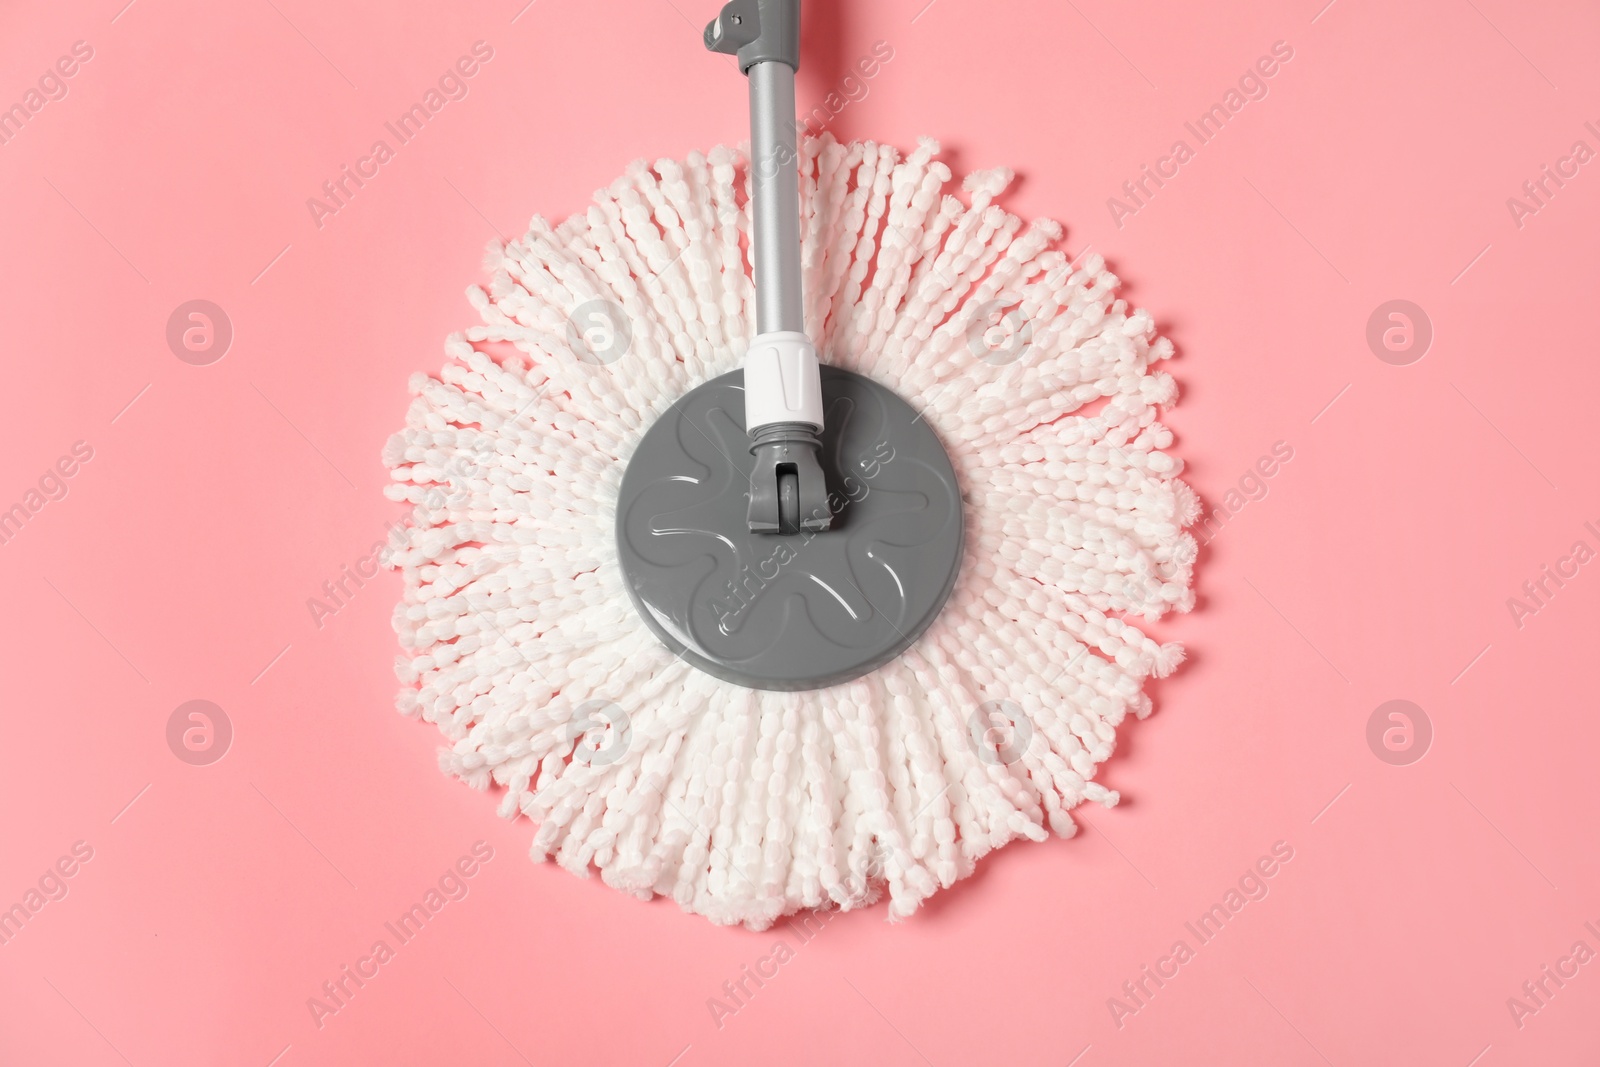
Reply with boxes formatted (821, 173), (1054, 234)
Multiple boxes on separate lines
(616, 365), (964, 691)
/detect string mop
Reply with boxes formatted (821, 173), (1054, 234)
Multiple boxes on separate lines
(381, 133), (1197, 928)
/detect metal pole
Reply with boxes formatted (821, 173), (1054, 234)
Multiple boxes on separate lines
(747, 60), (804, 336)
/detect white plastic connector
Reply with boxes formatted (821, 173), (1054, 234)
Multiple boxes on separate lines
(743, 330), (824, 433)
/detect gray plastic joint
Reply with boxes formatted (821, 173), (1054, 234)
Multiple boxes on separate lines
(747, 421), (831, 535)
(704, 0), (800, 73)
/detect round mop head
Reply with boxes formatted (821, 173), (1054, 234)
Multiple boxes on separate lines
(381, 135), (1197, 928)
(615, 362), (965, 692)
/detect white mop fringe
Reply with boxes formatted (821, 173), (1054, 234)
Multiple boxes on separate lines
(381, 135), (1196, 928)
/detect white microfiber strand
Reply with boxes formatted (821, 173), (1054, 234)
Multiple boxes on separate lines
(381, 135), (1198, 929)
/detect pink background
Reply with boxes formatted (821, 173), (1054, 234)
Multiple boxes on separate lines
(3, 0), (1598, 1063)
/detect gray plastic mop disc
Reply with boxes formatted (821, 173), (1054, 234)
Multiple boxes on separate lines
(615, 365), (964, 692)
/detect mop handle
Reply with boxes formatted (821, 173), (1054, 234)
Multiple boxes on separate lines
(707, 0), (832, 534)
(704, 0), (803, 335)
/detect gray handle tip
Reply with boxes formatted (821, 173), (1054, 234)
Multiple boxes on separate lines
(703, 0), (799, 72)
